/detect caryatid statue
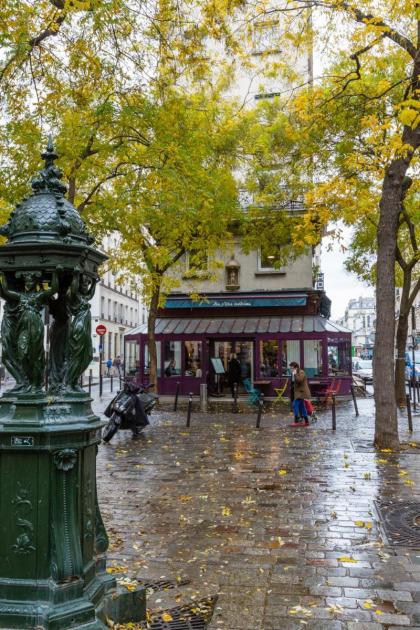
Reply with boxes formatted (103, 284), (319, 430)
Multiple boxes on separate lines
(0, 138), (106, 397)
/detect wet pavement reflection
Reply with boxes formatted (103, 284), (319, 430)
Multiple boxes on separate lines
(95, 396), (420, 629)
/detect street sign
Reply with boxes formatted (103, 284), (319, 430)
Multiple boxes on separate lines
(96, 324), (107, 336)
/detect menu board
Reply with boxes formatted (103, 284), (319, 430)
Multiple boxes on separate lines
(210, 358), (225, 374)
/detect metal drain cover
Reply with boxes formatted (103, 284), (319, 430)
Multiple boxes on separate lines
(138, 578), (191, 592)
(140, 597), (217, 629)
(376, 501), (420, 547)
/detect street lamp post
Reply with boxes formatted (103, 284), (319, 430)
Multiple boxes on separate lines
(0, 140), (144, 629)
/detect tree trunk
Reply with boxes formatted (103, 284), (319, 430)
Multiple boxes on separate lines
(147, 285), (160, 394)
(395, 287), (410, 408)
(374, 164), (407, 449)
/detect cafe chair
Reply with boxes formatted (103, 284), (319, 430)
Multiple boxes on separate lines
(273, 378), (289, 404)
(242, 378), (261, 405)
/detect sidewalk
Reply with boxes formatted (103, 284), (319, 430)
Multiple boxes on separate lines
(97, 398), (420, 628)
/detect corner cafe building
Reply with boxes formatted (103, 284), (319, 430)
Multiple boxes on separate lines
(124, 290), (352, 398)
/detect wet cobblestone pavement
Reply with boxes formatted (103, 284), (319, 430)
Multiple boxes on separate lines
(94, 395), (420, 629)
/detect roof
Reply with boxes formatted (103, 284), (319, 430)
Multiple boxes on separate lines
(125, 316), (351, 337)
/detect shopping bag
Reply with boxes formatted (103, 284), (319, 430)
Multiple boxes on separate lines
(304, 399), (314, 415)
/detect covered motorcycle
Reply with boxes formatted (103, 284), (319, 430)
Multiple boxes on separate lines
(102, 380), (157, 442)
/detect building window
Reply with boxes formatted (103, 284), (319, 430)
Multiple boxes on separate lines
(108, 331), (112, 359)
(164, 341), (181, 377)
(185, 250), (209, 276)
(184, 341), (202, 377)
(101, 296), (105, 319)
(281, 340), (300, 375)
(144, 342), (161, 377)
(258, 248), (286, 272)
(107, 299), (111, 320)
(259, 340), (279, 377)
(303, 340), (323, 377)
(252, 18), (281, 55)
(328, 340), (351, 375)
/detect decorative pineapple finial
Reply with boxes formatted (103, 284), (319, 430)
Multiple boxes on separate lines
(31, 137), (67, 196)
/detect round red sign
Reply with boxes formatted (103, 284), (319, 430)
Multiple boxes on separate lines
(96, 324), (107, 336)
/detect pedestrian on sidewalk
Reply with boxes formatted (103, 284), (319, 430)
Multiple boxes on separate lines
(106, 358), (113, 376)
(289, 361), (311, 425)
(228, 353), (241, 398)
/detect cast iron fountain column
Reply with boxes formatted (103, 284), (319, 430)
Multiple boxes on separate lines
(0, 140), (143, 629)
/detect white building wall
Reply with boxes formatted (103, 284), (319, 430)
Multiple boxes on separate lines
(170, 240), (313, 294)
(88, 234), (147, 375)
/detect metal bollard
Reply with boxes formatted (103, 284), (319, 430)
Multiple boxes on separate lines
(406, 394), (413, 432)
(200, 383), (208, 412)
(233, 382), (239, 413)
(186, 392), (193, 427)
(88, 373), (92, 396)
(350, 384), (359, 416)
(110, 375), (113, 393)
(332, 392), (337, 431)
(256, 394), (264, 429)
(79, 373), (84, 388)
(174, 381), (180, 412)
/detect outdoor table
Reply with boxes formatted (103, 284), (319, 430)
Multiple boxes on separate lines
(253, 379), (272, 395)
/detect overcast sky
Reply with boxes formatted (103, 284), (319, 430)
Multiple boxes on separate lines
(322, 234), (374, 321)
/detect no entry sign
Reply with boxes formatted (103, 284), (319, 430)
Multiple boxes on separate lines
(96, 324), (107, 336)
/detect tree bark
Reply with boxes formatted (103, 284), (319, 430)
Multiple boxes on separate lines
(147, 284), (160, 394)
(395, 276), (410, 407)
(374, 162), (409, 449)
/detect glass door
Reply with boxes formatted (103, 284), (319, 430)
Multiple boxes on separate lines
(235, 340), (254, 384)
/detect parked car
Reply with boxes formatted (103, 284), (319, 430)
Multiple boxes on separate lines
(353, 359), (373, 383)
(405, 351), (420, 380)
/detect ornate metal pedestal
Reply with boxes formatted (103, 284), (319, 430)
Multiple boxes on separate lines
(0, 141), (145, 629)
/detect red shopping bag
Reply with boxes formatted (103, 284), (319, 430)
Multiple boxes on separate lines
(304, 399), (314, 415)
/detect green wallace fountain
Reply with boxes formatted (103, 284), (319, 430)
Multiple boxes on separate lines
(0, 140), (145, 629)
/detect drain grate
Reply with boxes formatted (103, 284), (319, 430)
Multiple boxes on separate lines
(139, 597), (217, 630)
(138, 578), (191, 592)
(375, 501), (420, 547)
(352, 439), (420, 454)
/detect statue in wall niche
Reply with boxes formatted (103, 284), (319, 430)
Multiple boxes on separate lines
(65, 270), (97, 392)
(0, 271), (59, 392)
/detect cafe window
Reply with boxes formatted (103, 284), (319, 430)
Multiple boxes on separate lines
(126, 341), (140, 375)
(184, 341), (203, 377)
(303, 340), (323, 377)
(144, 342), (161, 377)
(164, 341), (181, 377)
(328, 340), (351, 376)
(281, 340), (300, 375)
(259, 340), (279, 377)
